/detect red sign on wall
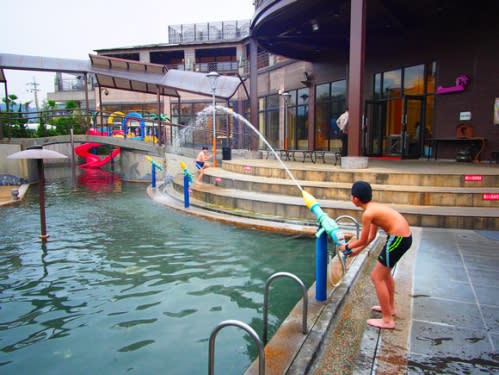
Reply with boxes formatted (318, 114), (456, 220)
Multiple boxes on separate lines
(464, 175), (483, 182)
(482, 193), (499, 201)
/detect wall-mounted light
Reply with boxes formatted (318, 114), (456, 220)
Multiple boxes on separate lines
(311, 19), (319, 32)
(301, 72), (314, 87)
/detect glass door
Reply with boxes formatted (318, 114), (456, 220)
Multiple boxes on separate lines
(364, 100), (387, 156)
(402, 95), (425, 158)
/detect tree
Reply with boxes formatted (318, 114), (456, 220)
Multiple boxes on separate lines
(0, 94), (29, 138)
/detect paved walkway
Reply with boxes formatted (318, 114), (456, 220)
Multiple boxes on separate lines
(346, 227), (499, 374)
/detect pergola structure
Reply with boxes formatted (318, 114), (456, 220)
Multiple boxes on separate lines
(0, 52), (245, 143)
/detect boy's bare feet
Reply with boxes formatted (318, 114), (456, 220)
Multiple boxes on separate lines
(371, 305), (397, 316)
(367, 318), (395, 329)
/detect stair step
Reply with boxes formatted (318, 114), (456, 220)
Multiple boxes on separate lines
(221, 159), (499, 188)
(172, 175), (499, 230)
(203, 168), (499, 208)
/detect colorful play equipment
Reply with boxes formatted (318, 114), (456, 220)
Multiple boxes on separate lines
(75, 143), (121, 169)
(108, 111), (125, 137)
(122, 112), (145, 140)
(88, 111), (162, 143)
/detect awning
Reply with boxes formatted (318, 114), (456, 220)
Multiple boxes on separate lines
(0, 53), (244, 100)
(89, 54), (179, 97)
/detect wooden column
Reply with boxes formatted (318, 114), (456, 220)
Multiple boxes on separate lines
(347, 0), (366, 156)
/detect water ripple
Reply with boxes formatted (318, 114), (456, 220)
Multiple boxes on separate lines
(0, 176), (315, 374)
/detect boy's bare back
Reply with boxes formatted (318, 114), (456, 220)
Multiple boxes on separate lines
(362, 202), (411, 237)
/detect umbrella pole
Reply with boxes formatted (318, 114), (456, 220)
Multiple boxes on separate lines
(37, 159), (49, 242)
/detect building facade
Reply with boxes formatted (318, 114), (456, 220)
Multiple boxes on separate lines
(48, 1), (498, 161)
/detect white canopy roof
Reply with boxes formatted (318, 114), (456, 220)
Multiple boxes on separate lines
(0, 53), (244, 100)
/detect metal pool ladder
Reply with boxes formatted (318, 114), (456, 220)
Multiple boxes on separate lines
(263, 272), (308, 344)
(208, 271), (309, 375)
(209, 320), (265, 375)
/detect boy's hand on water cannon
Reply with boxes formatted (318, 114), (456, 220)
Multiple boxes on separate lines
(339, 243), (354, 257)
(340, 241), (363, 257)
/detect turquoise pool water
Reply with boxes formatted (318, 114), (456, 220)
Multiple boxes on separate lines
(0, 168), (315, 374)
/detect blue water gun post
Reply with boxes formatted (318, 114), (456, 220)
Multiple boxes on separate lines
(316, 230), (328, 301)
(302, 191), (350, 301)
(145, 156), (164, 189)
(180, 161), (193, 208)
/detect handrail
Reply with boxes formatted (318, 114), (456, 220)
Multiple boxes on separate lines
(335, 215), (360, 238)
(262, 272), (308, 344)
(208, 319), (265, 375)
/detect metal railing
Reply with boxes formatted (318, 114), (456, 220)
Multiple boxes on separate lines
(209, 320), (265, 375)
(263, 272), (308, 344)
(168, 20), (250, 44)
(208, 271), (307, 374)
(335, 215), (360, 238)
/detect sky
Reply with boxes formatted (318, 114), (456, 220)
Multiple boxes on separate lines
(1, 0), (255, 105)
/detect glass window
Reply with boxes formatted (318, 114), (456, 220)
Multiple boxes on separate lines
(404, 64), (425, 95)
(383, 69), (402, 98)
(267, 94), (279, 109)
(314, 80), (346, 150)
(266, 95), (279, 147)
(316, 83), (330, 100)
(258, 97), (266, 149)
(258, 97), (266, 111)
(374, 73), (382, 99)
(426, 62), (437, 94)
(296, 88), (309, 150)
(331, 80), (347, 99)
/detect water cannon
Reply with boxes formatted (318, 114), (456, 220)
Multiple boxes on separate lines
(179, 161), (193, 185)
(145, 155), (164, 171)
(302, 190), (351, 255)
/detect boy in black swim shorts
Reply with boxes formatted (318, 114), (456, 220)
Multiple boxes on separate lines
(195, 146), (211, 183)
(339, 181), (412, 329)
(378, 234), (412, 269)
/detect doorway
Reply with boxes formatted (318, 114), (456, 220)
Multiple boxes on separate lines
(402, 95), (425, 158)
(364, 100), (386, 156)
(364, 96), (427, 158)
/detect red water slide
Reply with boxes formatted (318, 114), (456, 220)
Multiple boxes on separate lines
(75, 143), (121, 169)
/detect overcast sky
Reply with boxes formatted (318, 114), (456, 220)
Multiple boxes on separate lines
(1, 0), (254, 104)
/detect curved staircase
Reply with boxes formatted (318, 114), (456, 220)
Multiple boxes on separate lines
(169, 158), (499, 230)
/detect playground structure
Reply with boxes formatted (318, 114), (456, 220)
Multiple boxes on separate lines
(75, 142), (121, 169)
(90, 111), (163, 143)
(76, 111), (166, 169)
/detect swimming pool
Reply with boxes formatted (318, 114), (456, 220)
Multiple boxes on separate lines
(0, 168), (315, 374)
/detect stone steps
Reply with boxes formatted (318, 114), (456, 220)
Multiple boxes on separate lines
(222, 159), (499, 188)
(201, 167), (499, 208)
(171, 171), (499, 230)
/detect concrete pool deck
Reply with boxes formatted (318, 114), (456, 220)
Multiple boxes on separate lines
(312, 227), (499, 374)
(0, 184), (29, 206)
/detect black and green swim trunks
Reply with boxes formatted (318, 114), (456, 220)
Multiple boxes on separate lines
(378, 234), (412, 268)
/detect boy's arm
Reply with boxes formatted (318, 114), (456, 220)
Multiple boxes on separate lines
(340, 212), (376, 254)
(366, 223), (378, 243)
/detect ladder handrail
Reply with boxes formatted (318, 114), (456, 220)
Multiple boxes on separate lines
(263, 272), (308, 344)
(335, 215), (360, 238)
(208, 319), (265, 375)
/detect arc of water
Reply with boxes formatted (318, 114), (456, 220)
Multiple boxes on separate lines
(199, 105), (304, 193)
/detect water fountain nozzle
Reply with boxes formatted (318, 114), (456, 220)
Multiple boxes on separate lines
(302, 191), (348, 252)
(180, 161), (193, 185)
(145, 156), (164, 171)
